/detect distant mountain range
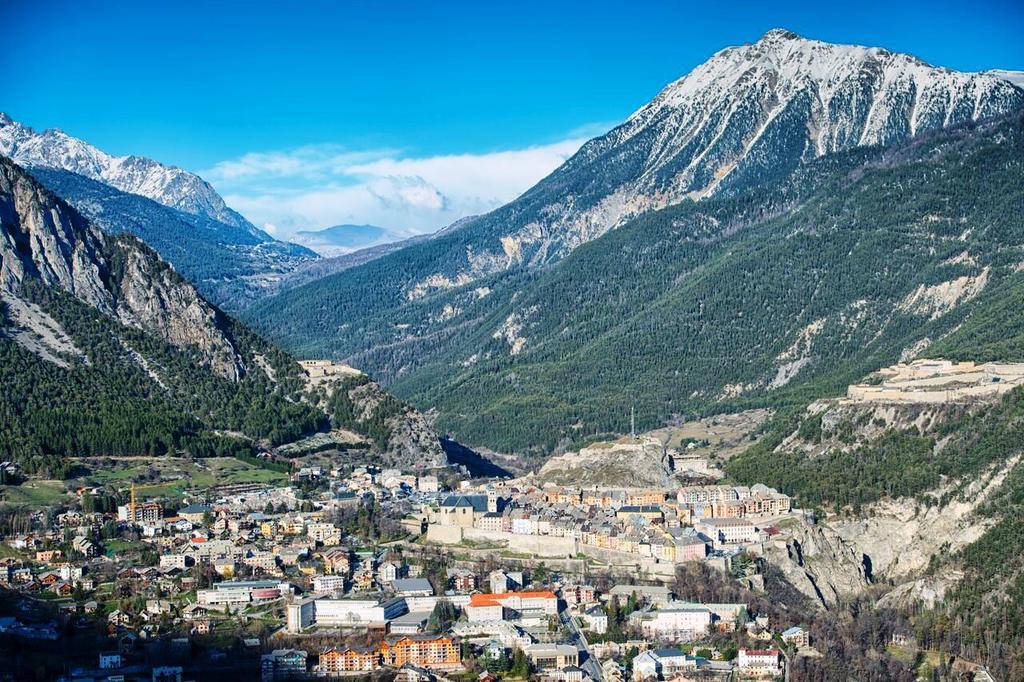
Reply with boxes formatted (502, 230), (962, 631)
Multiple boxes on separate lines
(292, 223), (405, 257)
(0, 113), (318, 308)
(247, 29), (1024, 455)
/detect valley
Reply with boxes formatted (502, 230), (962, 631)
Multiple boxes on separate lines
(1, 17), (1023, 682)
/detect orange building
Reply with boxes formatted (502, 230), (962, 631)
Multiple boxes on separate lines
(380, 634), (461, 670)
(627, 490), (668, 506)
(320, 645), (380, 673)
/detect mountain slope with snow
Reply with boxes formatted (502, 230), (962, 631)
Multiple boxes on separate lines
(0, 112), (267, 239)
(250, 29), (1024, 372)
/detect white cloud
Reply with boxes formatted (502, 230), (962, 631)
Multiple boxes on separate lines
(203, 129), (611, 240)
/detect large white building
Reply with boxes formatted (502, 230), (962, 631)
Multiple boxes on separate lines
(285, 596), (407, 633)
(737, 648), (781, 676)
(313, 575), (347, 593)
(695, 518), (757, 546)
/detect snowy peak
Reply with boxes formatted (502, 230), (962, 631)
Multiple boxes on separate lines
(0, 114), (268, 240)
(611, 29), (1024, 199)
(363, 31), (1024, 306)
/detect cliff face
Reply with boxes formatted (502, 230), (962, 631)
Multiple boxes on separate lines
(0, 155), (243, 379)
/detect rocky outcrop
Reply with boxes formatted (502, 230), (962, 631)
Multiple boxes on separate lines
(0, 155), (243, 379)
(113, 243), (243, 380)
(306, 370), (447, 470)
(538, 438), (676, 488)
(762, 518), (871, 608)
(830, 453), (1020, 580)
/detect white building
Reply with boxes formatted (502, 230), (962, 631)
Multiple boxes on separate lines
(197, 580), (291, 605)
(313, 575), (347, 593)
(696, 518), (757, 546)
(737, 648), (781, 677)
(285, 596), (406, 632)
(640, 605), (712, 641)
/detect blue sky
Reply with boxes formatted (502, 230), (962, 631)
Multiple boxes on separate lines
(3, 0), (1023, 236)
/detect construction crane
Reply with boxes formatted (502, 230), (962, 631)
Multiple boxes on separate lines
(124, 480), (172, 523)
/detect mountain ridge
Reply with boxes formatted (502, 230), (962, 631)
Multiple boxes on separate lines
(0, 155), (445, 474)
(0, 112), (265, 238)
(248, 31), (1024, 445)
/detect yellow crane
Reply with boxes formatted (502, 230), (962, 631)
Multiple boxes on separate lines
(125, 480), (171, 521)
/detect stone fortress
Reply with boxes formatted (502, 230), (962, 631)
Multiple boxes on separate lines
(846, 359), (1024, 404)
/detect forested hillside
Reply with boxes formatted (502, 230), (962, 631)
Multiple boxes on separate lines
(726, 385), (1024, 678)
(304, 114), (1023, 456)
(246, 34), (1024, 445)
(0, 156), (441, 477)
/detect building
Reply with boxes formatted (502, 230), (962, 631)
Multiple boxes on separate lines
(286, 596), (407, 633)
(313, 575), (347, 593)
(178, 504), (213, 524)
(262, 649), (308, 681)
(393, 578), (434, 597)
(319, 645), (380, 673)
(524, 644), (578, 670)
(197, 580), (291, 605)
(380, 634), (461, 670)
(99, 652), (122, 669)
(438, 495), (489, 527)
(639, 605), (712, 641)
(488, 570), (523, 594)
(448, 568), (477, 592)
(782, 625), (809, 647)
(608, 584), (672, 606)
(696, 518), (757, 546)
(160, 554), (189, 570)
(118, 502), (162, 524)
(307, 522), (341, 545)
(152, 667), (183, 682)
(615, 505), (664, 522)
(737, 648), (781, 677)
(582, 606), (608, 634)
(465, 591), (559, 622)
(632, 648), (698, 680)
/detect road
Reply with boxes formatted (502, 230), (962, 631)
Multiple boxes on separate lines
(560, 607), (604, 681)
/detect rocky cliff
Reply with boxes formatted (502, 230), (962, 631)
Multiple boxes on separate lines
(0, 155), (243, 379)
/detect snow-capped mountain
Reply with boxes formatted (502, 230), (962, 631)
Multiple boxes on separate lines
(983, 69), (1024, 88)
(373, 29), (1024, 300)
(249, 29), (1024, 387)
(0, 112), (268, 240)
(613, 28), (1023, 198)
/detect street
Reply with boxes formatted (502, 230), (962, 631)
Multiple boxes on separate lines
(560, 607), (604, 681)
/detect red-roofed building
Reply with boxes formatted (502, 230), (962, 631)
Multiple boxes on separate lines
(737, 648), (781, 677)
(466, 591), (558, 622)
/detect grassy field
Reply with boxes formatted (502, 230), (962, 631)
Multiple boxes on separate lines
(0, 456), (288, 510)
(0, 480), (67, 507)
(75, 456), (287, 496)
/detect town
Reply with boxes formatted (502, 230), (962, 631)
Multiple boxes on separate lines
(0, 451), (814, 682)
